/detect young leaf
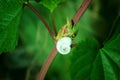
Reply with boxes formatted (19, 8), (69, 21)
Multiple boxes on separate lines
(39, 0), (65, 12)
(0, 0), (26, 53)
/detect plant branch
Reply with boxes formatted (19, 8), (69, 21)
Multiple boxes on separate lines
(25, 2), (55, 40)
(71, 0), (91, 26)
(71, 43), (77, 48)
(37, 45), (57, 80)
(51, 13), (57, 36)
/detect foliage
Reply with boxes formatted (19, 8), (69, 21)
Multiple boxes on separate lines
(0, 0), (120, 80)
(71, 12), (120, 80)
(39, 0), (65, 12)
(0, 0), (26, 53)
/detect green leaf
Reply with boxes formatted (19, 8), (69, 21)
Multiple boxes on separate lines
(105, 16), (120, 42)
(0, 0), (26, 53)
(99, 31), (120, 80)
(100, 50), (119, 80)
(70, 15), (120, 80)
(39, 0), (65, 12)
(70, 37), (120, 80)
(90, 53), (104, 80)
(70, 37), (100, 80)
(103, 34), (120, 68)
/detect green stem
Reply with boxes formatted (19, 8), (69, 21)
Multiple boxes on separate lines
(51, 13), (57, 36)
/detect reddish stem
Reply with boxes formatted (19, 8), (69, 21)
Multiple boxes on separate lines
(38, 45), (57, 80)
(25, 0), (91, 80)
(38, 43), (77, 80)
(71, 43), (78, 48)
(71, 0), (91, 26)
(25, 2), (55, 40)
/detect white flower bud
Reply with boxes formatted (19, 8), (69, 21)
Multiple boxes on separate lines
(56, 37), (72, 55)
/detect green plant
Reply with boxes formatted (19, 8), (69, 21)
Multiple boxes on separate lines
(0, 0), (120, 80)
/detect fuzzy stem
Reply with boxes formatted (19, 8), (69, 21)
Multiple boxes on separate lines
(71, 0), (91, 26)
(25, 2), (55, 40)
(38, 45), (57, 80)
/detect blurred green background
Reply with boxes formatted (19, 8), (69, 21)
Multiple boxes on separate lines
(0, 0), (120, 80)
